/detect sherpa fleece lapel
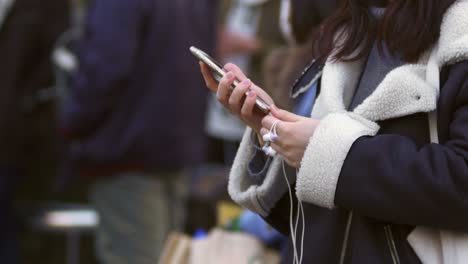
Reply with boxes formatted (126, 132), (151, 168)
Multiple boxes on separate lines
(310, 57), (366, 119)
(437, 0), (468, 66)
(312, 0), (468, 123)
(353, 64), (437, 121)
(313, 57), (437, 122)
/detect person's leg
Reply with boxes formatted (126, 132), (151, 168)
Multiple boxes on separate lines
(167, 170), (189, 232)
(0, 169), (19, 264)
(89, 171), (184, 264)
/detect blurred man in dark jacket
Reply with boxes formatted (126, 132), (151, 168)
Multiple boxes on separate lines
(61, 0), (216, 263)
(0, 0), (69, 263)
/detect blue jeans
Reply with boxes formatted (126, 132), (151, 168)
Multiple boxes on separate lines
(90, 171), (187, 264)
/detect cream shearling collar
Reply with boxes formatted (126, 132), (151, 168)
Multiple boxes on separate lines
(438, 0), (468, 66)
(311, 0), (468, 122)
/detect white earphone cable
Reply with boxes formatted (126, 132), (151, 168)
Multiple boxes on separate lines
(297, 168), (305, 264)
(282, 160), (299, 264)
(266, 120), (305, 264)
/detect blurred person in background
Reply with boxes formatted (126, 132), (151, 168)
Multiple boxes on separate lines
(60, 0), (216, 263)
(205, 0), (284, 164)
(217, 0), (285, 88)
(201, 0), (468, 263)
(264, 0), (339, 110)
(0, 0), (69, 263)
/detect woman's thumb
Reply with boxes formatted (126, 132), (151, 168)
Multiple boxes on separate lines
(271, 105), (301, 122)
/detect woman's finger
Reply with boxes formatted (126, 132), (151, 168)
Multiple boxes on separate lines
(271, 105), (302, 122)
(261, 115), (280, 131)
(240, 89), (257, 118)
(259, 127), (269, 137)
(229, 79), (251, 113)
(284, 157), (300, 169)
(200, 62), (219, 92)
(270, 143), (294, 167)
(224, 63), (248, 81)
(217, 71), (235, 105)
(270, 142), (285, 156)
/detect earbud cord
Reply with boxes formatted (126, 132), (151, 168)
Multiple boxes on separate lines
(297, 169), (305, 264)
(282, 161), (299, 264)
(270, 120), (305, 264)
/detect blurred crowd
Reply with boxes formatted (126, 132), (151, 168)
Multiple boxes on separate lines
(0, 0), (338, 263)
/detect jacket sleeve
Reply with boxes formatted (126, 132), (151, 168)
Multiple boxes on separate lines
(229, 128), (296, 217)
(334, 61), (468, 231)
(61, 0), (144, 136)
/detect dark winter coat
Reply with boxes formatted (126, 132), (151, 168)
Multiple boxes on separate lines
(228, 1), (468, 263)
(61, 0), (217, 174)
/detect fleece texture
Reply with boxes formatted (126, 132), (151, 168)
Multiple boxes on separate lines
(296, 112), (380, 208)
(437, 0), (468, 66)
(228, 0), (468, 214)
(228, 128), (295, 217)
(296, 0), (468, 208)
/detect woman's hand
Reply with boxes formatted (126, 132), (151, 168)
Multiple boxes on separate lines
(261, 106), (320, 168)
(200, 62), (274, 134)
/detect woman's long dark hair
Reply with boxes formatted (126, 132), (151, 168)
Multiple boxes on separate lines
(290, 0), (340, 44)
(312, 0), (456, 63)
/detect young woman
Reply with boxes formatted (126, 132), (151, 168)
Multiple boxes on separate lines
(200, 0), (468, 263)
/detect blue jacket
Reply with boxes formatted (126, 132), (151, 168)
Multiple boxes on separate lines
(61, 0), (217, 173)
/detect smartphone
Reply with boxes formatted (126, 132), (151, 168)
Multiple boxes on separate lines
(190, 46), (271, 114)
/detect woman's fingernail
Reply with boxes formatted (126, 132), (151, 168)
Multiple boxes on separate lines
(249, 91), (256, 97)
(226, 72), (234, 79)
(242, 79), (251, 86)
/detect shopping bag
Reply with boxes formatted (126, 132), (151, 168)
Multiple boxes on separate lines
(158, 232), (192, 264)
(190, 228), (280, 264)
